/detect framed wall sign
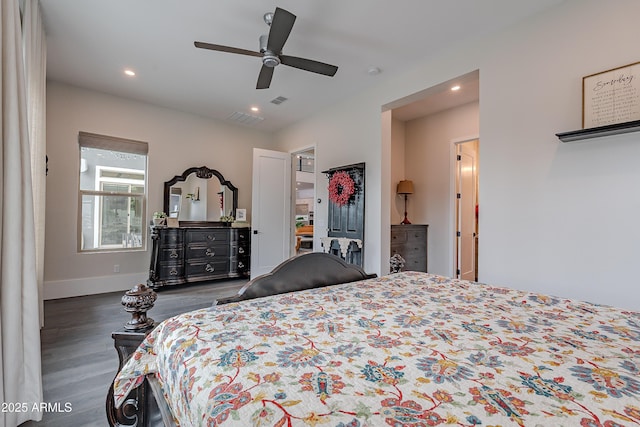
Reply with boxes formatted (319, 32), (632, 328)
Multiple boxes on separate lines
(235, 208), (246, 222)
(583, 61), (640, 128)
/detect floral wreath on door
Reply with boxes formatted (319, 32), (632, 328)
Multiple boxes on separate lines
(328, 171), (356, 206)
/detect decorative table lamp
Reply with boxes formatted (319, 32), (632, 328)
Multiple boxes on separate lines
(397, 180), (414, 225)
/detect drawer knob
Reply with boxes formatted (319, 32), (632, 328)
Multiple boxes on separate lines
(238, 247), (245, 254)
(169, 268), (178, 276)
(207, 235), (215, 241)
(205, 248), (215, 257)
(205, 264), (215, 272)
(169, 250), (179, 258)
(238, 262), (245, 268)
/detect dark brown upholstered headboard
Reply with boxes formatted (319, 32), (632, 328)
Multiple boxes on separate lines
(216, 252), (376, 305)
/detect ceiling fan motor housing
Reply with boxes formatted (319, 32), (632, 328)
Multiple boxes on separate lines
(259, 34), (280, 68)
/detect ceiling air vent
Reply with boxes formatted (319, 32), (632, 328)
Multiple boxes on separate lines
(270, 96), (288, 105)
(226, 111), (264, 126)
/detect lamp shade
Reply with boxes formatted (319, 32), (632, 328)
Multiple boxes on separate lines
(397, 180), (414, 194)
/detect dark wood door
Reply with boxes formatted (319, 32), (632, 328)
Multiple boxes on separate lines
(323, 163), (365, 265)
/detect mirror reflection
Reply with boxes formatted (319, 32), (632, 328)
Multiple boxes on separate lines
(168, 175), (234, 221)
(164, 166), (237, 223)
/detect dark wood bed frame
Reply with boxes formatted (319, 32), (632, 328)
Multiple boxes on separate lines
(106, 252), (375, 426)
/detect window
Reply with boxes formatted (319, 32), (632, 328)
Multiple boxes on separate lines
(78, 132), (148, 252)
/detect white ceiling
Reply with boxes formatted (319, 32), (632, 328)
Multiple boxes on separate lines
(40, 0), (563, 132)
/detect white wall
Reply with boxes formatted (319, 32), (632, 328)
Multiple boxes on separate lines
(405, 101), (479, 276)
(45, 82), (273, 299)
(275, 0), (640, 310)
(478, 0), (640, 309)
(390, 117), (406, 226)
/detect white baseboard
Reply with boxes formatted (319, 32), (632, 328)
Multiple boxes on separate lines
(44, 272), (148, 300)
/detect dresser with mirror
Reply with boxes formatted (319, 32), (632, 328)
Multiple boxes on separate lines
(147, 166), (250, 289)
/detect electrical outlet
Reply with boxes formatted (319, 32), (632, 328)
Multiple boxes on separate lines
(113, 264), (120, 273)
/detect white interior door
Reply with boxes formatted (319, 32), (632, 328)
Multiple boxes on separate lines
(251, 148), (291, 278)
(456, 140), (478, 281)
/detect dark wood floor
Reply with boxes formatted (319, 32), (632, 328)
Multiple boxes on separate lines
(21, 278), (247, 427)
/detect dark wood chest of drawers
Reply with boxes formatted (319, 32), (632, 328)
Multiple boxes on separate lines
(391, 224), (428, 272)
(148, 226), (250, 289)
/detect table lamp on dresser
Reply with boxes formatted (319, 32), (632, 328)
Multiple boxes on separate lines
(397, 180), (414, 225)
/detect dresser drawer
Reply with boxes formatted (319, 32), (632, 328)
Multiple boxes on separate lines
(236, 229), (250, 243)
(402, 254), (427, 272)
(231, 258), (250, 275)
(397, 241), (426, 254)
(185, 259), (229, 277)
(391, 228), (427, 244)
(159, 247), (183, 262)
(158, 263), (184, 280)
(186, 244), (229, 260)
(186, 229), (229, 244)
(391, 246), (427, 272)
(390, 245), (405, 257)
(159, 229), (183, 245)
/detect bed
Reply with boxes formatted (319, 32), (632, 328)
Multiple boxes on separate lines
(110, 253), (640, 426)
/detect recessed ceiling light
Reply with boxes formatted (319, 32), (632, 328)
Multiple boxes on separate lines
(250, 106), (260, 112)
(124, 69), (136, 77)
(367, 67), (382, 76)
(451, 85), (461, 91)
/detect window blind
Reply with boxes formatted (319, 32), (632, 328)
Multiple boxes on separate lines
(78, 131), (148, 155)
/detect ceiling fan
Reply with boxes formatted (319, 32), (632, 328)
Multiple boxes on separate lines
(194, 7), (338, 89)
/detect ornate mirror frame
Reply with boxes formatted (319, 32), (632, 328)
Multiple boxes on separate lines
(163, 166), (238, 225)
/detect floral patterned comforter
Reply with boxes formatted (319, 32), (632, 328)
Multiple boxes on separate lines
(114, 271), (640, 426)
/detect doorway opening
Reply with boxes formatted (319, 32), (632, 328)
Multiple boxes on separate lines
(383, 69), (479, 278)
(292, 148), (315, 255)
(454, 139), (479, 281)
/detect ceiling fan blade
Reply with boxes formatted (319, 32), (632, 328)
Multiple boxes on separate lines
(280, 55), (338, 76)
(267, 7), (296, 53)
(194, 41), (262, 58)
(256, 65), (274, 89)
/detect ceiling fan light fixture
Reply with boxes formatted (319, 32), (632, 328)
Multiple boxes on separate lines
(263, 12), (274, 26)
(262, 53), (280, 68)
(259, 34), (269, 53)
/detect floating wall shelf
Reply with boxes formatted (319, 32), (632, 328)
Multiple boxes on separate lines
(556, 120), (640, 142)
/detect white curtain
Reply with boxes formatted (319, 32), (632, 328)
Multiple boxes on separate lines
(0, 0), (44, 425)
(22, 0), (46, 325)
